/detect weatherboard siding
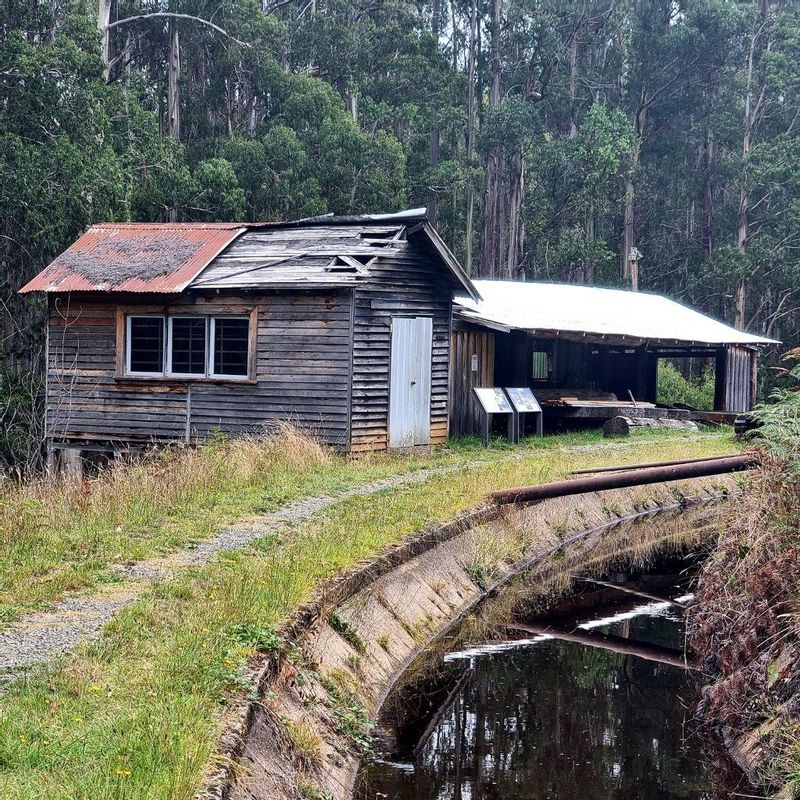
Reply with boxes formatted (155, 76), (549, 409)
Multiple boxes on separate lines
(350, 243), (452, 453)
(449, 325), (495, 438)
(46, 291), (353, 448)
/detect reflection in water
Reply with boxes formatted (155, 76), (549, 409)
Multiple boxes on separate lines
(357, 592), (755, 800)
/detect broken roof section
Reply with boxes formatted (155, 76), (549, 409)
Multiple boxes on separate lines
(20, 223), (246, 294)
(455, 280), (778, 347)
(192, 223), (405, 290)
(20, 209), (480, 300)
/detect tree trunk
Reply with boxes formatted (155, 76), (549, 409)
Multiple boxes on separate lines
(506, 143), (525, 278)
(345, 85), (358, 123)
(428, 122), (440, 227)
(620, 173), (635, 282)
(464, 0), (478, 273)
(98, 0), (114, 81)
(583, 198), (595, 283)
(620, 104), (643, 286)
(479, 0), (503, 278)
(736, 72), (751, 331)
(701, 123), (713, 258)
(568, 30), (578, 139)
(168, 16), (181, 142)
(428, 2), (440, 229)
(736, 3), (770, 330)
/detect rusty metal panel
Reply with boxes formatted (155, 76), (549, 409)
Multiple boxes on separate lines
(20, 223), (245, 294)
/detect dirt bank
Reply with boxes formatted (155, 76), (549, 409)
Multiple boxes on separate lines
(199, 474), (741, 800)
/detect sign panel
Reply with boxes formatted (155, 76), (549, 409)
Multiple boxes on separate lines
(505, 387), (542, 414)
(473, 387), (513, 414)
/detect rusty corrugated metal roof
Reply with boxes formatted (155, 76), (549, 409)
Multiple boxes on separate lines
(19, 223), (246, 294)
(19, 210), (480, 300)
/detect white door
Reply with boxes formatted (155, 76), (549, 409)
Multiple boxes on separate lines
(389, 317), (433, 448)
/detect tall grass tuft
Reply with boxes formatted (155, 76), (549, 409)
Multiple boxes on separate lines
(0, 426), (331, 622)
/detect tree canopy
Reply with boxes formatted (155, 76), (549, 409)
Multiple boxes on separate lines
(1, 0), (798, 462)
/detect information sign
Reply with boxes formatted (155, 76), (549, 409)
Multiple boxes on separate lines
(473, 387), (513, 415)
(505, 387), (542, 414)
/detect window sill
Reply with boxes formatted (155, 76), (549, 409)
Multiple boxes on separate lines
(115, 374), (257, 386)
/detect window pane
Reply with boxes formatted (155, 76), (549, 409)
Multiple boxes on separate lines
(213, 318), (249, 376)
(129, 317), (164, 373)
(532, 351), (549, 380)
(170, 318), (206, 375)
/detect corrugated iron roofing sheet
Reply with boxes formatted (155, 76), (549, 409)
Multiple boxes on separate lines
(19, 210), (480, 300)
(19, 223), (245, 293)
(454, 280), (778, 347)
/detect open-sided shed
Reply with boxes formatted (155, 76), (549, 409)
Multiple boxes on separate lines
(450, 280), (778, 437)
(21, 210), (478, 463)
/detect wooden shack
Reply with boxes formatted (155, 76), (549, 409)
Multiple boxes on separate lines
(21, 210), (478, 463)
(450, 280), (778, 437)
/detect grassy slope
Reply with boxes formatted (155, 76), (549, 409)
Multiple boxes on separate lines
(0, 431), (739, 799)
(0, 430), (516, 624)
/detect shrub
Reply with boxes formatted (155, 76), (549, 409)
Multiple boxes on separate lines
(0, 367), (44, 472)
(656, 361), (715, 410)
(751, 359), (800, 475)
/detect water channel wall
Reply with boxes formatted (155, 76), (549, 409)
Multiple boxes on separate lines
(198, 474), (743, 800)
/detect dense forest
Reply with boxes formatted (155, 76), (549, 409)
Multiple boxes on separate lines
(1, 0), (798, 464)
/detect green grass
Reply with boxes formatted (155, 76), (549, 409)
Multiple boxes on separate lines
(0, 428), (518, 624)
(0, 430), (739, 800)
(0, 425), (704, 624)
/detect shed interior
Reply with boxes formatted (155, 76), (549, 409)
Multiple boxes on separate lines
(449, 323), (759, 439)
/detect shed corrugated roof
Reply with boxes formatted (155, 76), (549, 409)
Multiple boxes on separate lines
(19, 223), (245, 293)
(19, 210), (480, 301)
(454, 280), (778, 347)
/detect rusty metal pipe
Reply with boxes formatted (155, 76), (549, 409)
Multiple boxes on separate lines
(508, 623), (699, 670)
(490, 453), (759, 506)
(571, 452), (758, 476)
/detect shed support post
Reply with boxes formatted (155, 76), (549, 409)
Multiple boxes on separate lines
(63, 448), (84, 482)
(509, 410), (519, 444)
(45, 444), (58, 480)
(714, 347), (727, 411)
(634, 348), (650, 401)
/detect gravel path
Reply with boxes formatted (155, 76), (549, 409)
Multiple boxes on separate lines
(0, 435), (725, 679)
(0, 461), (484, 677)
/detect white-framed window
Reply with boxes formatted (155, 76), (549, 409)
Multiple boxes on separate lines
(126, 314), (166, 376)
(125, 313), (251, 380)
(209, 316), (250, 379)
(167, 316), (208, 377)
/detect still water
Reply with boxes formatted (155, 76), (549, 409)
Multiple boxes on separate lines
(356, 575), (756, 800)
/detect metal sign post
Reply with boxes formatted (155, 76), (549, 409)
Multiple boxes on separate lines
(504, 388), (543, 441)
(473, 388), (514, 446)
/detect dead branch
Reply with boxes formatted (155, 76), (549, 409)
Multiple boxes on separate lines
(106, 13), (251, 48)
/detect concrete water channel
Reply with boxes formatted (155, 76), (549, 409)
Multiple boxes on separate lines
(209, 472), (757, 800)
(355, 555), (760, 799)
